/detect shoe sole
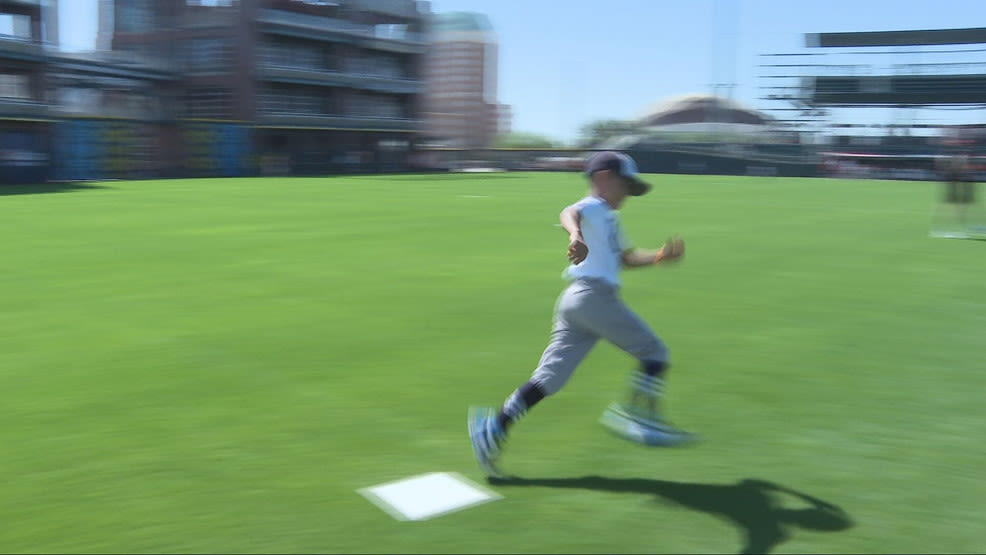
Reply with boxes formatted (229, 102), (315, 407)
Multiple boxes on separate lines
(599, 403), (698, 447)
(468, 407), (504, 478)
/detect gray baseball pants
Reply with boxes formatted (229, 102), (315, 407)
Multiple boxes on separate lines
(530, 278), (669, 395)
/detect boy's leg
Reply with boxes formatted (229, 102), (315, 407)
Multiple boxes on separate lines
(498, 326), (599, 432)
(566, 284), (694, 443)
(625, 359), (669, 421)
(469, 283), (597, 476)
(567, 285), (670, 417)
(469, 327), (597, 477)
(497, 381), (546, 432)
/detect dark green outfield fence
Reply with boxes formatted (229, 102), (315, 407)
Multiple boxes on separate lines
(626, 147), (819, 177)
(420, 145), (822, 177)
(3, 124), (822, 185)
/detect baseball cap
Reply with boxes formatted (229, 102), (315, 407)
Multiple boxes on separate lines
(584, 151), (651, 196)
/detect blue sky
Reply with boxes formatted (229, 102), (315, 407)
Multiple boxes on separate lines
(58, 0), (986, 141)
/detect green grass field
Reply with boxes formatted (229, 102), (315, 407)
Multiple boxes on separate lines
(1, 173), (984, 553)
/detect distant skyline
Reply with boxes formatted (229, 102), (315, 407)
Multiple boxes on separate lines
(58, 0), (986, 141)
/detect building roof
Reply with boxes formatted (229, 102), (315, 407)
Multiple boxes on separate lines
(429, 11), (493, 33)
(637, 93), (771, 127)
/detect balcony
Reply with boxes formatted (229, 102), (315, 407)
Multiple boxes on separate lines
(255, 111), (417, 132)
(0, 97), (49, 120)
(357, 34), (424, 55)
(49, 52), (177, 83)
(349, 0), (420, 19)
(257, 8), (369, 43)
(347, 72), (421, 94)
(0, 35), (44, 62)
(256, 8), (425, 52)
(0, 0), (43, 7)
(256, 65), (422, 95)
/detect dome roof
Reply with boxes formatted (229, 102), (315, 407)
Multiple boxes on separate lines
(638, 94), (770, 127)
(430, 12), (494, 33)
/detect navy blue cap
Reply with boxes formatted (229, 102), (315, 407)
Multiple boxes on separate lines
(584, 151), (651, 196)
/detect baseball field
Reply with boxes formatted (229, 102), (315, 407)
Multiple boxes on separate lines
(1, 173), (983, 553)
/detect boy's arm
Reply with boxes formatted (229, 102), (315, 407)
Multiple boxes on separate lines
(560, 206), (588, 264)
(621, 236), (684, 268)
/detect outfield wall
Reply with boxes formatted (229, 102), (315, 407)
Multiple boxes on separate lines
(45, 119), (254, 182)
(3, 119), (417, 184)
(419, 146), (821, 177)
(0, 122), (50, 185)
(2, 132), (866, 184)
(626, 147), (818, 177)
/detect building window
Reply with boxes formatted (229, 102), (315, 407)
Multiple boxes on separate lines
(257, 87), (324, 116)
(116, 41), (164, 65)
(374, 24), (408, 40)
(258, 41), (326, 71)
(185, 38), (232, 72)
(345, 52), (407, 79)
(346, 93), (405, 119)
(0, 14), (33, 40)
(186, 0), (237, 6)
(116, 0), (155, 33)
(0, 73), (31, 100)
(184, 88), (234, 119)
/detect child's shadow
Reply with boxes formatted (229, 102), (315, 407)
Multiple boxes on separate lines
(489, 476), (853, 554)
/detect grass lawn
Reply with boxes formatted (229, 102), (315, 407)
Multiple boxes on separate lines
(1, 173), (984, 553)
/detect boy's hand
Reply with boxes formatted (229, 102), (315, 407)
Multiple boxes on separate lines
(659, 235), (685, 261)
(568, 234), (588, 264)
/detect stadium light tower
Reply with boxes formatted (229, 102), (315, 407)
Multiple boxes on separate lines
(708, 0), (740, 102)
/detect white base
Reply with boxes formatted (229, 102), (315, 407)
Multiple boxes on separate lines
(358, 472), (501, 521)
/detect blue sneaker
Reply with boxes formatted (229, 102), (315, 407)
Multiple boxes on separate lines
(468, 406), (506, 478)
(600, 373), (696, 447)
(600, 402), (696, 447)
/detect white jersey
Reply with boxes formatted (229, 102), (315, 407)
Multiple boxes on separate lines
(563, 196), (630, 287)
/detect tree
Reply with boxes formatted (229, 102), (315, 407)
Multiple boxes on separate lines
(490, 132), (561, 149)
(577, 119), (642, 147)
